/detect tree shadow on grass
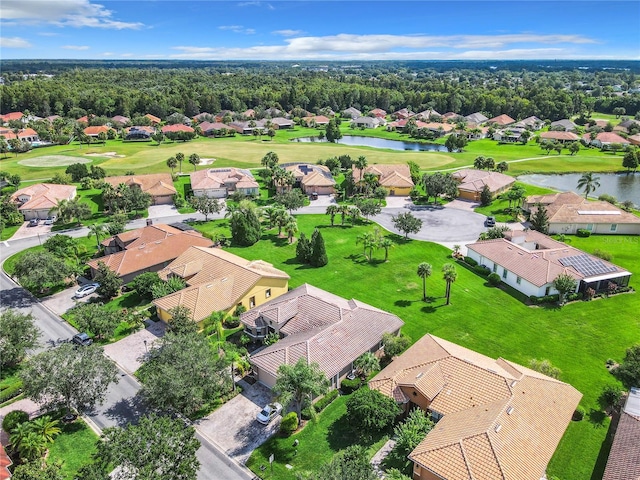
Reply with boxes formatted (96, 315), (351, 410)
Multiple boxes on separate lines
(588, 409), (607, 428)
(326, 413), (387, 452)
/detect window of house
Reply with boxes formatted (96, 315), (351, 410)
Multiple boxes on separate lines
(502, 268), (508, 279)
(265, 289), (271, 298)
(587, 223), (594, 231)
(545, 286), (551, 296)
(492, 264), (497, 273)
(610, 224), (618, 232)
(516, 276), (521, 284)
(249, 296), (256, 308)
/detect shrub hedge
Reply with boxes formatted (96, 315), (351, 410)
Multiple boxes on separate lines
(280, 412), (299, 436)
(340, 378), (363, 394)
(577, 229), (591, 237)
(464, 256), (478, 266)
(2, 410), (29, 432)
(301, 389), (340, 420)
(0, 382), (23, 404)
(487, 273), (501, 286)
(474, 265), (490, 276)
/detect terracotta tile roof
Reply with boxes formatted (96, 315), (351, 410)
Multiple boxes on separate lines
(199, 121), (229, 132)
(190, 168), (258, 191)
(248, 284), (404, 379)
(525, 191), (583, 209)
(11, 183), (76, 212)
(161, 124), (195, 134)
(540, 131), (579, 142)
(302, 115), (330, 124)
(451, 169), (515, 194)
(352, 164), (414, 189)
(271, 117), (293, 127)
(0, 111), (23, 122)
(548, 201), (640, 226)
(629, 134), (640, 145)
(83, 125), (109, 136)
(88, 226), (213, 278)
(371, 334), (582, 480)
(145, 113), (161, 124)
(112, 115), (130, 124)
(370, 108), (387, 117)
(583, 132), (630, 144)
(284, 163), (336, 188)
(488, 114), (515, 126)
(103, 173), (177, 197)
(0, 128), (39, 140)
(466, 230), (630, 287)
(77, 115), (89, 123)
(603, 387), (640, 480)
(420, 122), (454, 132)
(0, 444), (11, 480)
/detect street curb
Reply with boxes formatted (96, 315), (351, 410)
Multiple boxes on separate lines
(82, 413), (103, 436)
(195, 429), (257, 480)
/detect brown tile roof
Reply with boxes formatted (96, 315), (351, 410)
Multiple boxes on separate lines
(154, 246), (289, 321)
(603, 388), (640, 480)
(370, 108), (387, 117)
(284, 164), (336, 188)
(525, 190), (583, 209)
(466, 230), (630, 287)
(302, 115), (330, 124)
(88, 226), (213, 278)
(83, 125), (110, 136)
(547, 201), (640, 226)
(583, 132), (630, 144)
(190, 168), (258, 191)
(629, 134), (640, 145)
(352, 164), (414, 189)
(0, 111), (23, 122)
(112, 115), (130, 124)
(0, 128), (39, 140)
(199, 121), (229, 132)
(103, 173), (177, 197)
(540, 131), (579, 142)
(0, 444), (11, 480)
(488, 114), (515, 126)
(248, 284), (404, 379)
(370, 334), (582, 480)
(451, 169), (515, 194)
(161, 124), (195, 133)
(11, 183), (76, 212)
(145, 113), (161, 124)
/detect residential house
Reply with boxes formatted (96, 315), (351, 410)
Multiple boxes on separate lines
(154, 246), (290, 327)
(0, 111), (24, 125)
(161, 124), (195, 135)
(583, 132), (630, 149)
(550, 119), (577, 132)
(83, 125), (110, 137)
(628, 133), (640, 146)
(602, 387), (640, 480)
(370, 108), (387, 118)
(193, 112), (213, 123)
(352, 164), (414, 196)
(419, 122), (454, 137)
(228, 119), (270, 135)
(124, 126), (154, 141)
(111, 115), (130, 125)
(283, 163), (336, 195)
(270, 117), (293, 129)
(103, 173), (177, 205)
(77, 115), (89, 124)
(415, 109), (441, 121)
(466, 230), (631, 298)
(242, 109), (256, 118)
(199, 121), (231, 136)
(588, 120), (610, 129)
(618, 119), (640, 131)
(516, 115), (544, 130)
(393, 108), (415, 120)
(45, 115), (61, 123)
(451, 169), (515, 201)
(243, 284), (404, 389)
(464, 112), (489, 124)
(464, 125), (490, 140)
(88, 224), (214, 284)
(351, 116), (385, 129)
(191, 168), (259, 198)
(0, 444), (12, 480)
(525, 191), (640, 235)
(215, 110), (236, 122)
(0, 128), (40, 143)
(487, 114), (516, 126)
(302, 115), (330, 127)
(493, 126), (527, 143)
(11, 183), (77, 220)
(540, 131), (580, 143)
(441, 112), (460, 122)
(342, 107), (362, 119)
(264, 107), (284, 118)
(369, 334), (582, 480)
(144, 113), (161, 125)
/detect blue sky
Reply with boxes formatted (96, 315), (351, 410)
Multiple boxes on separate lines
(1, 1), (639, 60)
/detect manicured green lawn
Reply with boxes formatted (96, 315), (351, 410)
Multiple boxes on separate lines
(246, 393), (389, 480)
(47, 418), (98, 480)
(195, 215), (639, 480)
(474, 182), (557, 222)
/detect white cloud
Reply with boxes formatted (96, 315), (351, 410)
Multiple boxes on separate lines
(219, 25), (256, 34)
(37, 32), (59, 36)
(102, 51), (113, 56)
(171, 32), (600, 60)
(0, 36), (32, 48)
(1, 0), (143, 29)
(62, 44), (90, 50)
(237, 2), (274, 9)
(272, 29), (304, 37)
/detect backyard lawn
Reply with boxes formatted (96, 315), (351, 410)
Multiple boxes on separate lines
(191, 215), (640, 480)
(47, 418), (98, 479)
(474, 182), (557, 222)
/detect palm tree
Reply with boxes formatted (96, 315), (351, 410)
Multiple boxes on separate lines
(28, 415), (61, 444)
(354, 155), (368, 182)
(274, 210), (290, 236)
(262, 206), (283, 229)
(175, 152), (185, 173)
(326, 205), (340, 226)
(16, 432), (47, 462)
(166, 156), (177, 174)
(417, 262), (432, 301)
(87, 223), (108, 249)
(577, 172), (601, 199)
(339, 204), (350, 226)
(356, 231), (376, 261)
(353, 351), (380, 378)
(285, 217), (298, 244)
(442, 263), (458, 305)
(188, 153), (200, 171)
(379, 238), (394, 262)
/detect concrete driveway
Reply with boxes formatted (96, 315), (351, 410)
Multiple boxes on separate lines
(9, 221), (53, 241)
(384, 196), (411, 208)
(308, 194), (336, 207)
(196, 381), (279, 464)
(40, 284), (97, 316)
(103, 320), (166, 374)
(148, 204), (180, 218)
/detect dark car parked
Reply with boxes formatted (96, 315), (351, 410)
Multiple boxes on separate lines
(72, 333), (93, 346)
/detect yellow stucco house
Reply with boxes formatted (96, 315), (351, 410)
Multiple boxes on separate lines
(351, 164), (414, 196)
(153, 246), (289, 327)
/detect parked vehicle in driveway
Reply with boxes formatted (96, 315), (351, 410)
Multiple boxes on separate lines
(28, 218), (39, 227)
(43, 217), (55, 225)
(485, 216), (496, 227)
(256, 403), (282, 425)
(74, 283), (100, 298)
(72, 332), (93, 346)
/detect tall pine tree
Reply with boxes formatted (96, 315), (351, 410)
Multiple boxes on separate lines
(310, 229), (328, 267)
(530, 203), (550, 234)
(296, 232), (312, 263)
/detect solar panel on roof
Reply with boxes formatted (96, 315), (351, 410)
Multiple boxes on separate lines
(558, 254), (617, 277)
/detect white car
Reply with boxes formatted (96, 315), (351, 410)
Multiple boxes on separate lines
(75, 283), (100, 298)
(256, 403), (282, 425)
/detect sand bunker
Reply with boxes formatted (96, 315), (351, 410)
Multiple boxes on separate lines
(199, 158), (216, 165)
(84, 151), (125, 158)
(18, 155), (92, 167)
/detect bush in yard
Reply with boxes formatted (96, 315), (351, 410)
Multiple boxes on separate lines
(613, 344), (640, 389)
(340, 378), (363, 394)
(529, 358), (561, 379)
(388, 408), (435, 471)
(599, 384), (622, 412)
(2, 410), (29, 433)
(577, 228), (591, 237)
(131, 272), (163, 299)
(487, 273), (501, 286)
(279, 411), (299, 435)
(301, 390), (339, 420)
(464, 256), (478, 266)
(572, 406), (586, 421)
(592, 249), (613, 262)
(346, 388), (400, 435)
(0, 382), (23, 403)
(474, 265), (490, 276)
(382, 332), (411, 360)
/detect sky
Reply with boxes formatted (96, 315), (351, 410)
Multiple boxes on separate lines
(1, 0), (639, 61)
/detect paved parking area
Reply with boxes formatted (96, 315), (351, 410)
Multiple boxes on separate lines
(103, 320), (167, 374)
(148, 204), (180, 218)
(384, 196), (411, 208)
(446, 199), (480, 212)
(195, 381), (279, 464)
(40, 284), (96, 316)
(9, 221), (53, 241)
(308, 194), (336, 207)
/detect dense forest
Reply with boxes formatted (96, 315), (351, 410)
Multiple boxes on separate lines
(1, 60), (639, 122)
